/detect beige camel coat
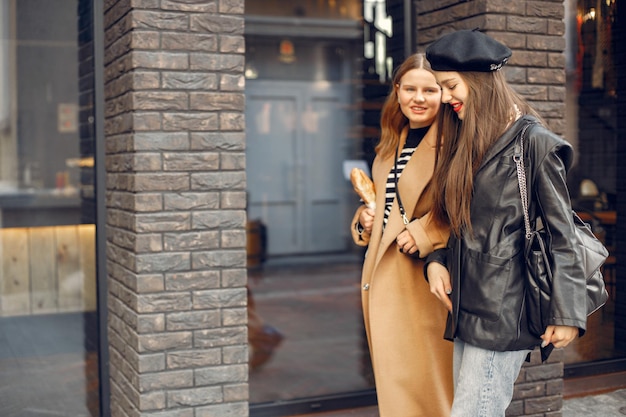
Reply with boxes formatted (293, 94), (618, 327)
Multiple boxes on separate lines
(351, 126), (453, 417)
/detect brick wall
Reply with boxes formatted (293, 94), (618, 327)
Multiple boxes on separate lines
(416, 0), (566, 135)
(102, 1), (249, 416)
(415, 1), (567, 416)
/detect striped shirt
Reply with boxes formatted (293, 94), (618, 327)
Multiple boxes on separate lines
(383, 126), (429, 229)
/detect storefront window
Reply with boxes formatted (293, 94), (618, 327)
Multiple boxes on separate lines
(245, 0), (361, 20)
(245, 35), (374, 406)
(0, 0), (99, 415)
(244, 0), (379, 411)
(563, 0), (625, 369)
(577, 0), (616, 96)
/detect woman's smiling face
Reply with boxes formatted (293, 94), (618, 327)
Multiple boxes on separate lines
(435, 71), (469, 120)
(396, 68), (442, 128)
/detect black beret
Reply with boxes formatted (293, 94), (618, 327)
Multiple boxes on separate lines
(425, 29), (512, 72)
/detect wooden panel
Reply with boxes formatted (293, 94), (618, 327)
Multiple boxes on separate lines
(78, 224), (96, 311)
(55, 225), (82, 311)
(0, 224), (97, 316)
(0, 228), (31, 316)
(28, 227), (58, 313)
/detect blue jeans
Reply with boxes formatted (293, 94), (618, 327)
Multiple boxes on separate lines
(450, 339), (531, 417)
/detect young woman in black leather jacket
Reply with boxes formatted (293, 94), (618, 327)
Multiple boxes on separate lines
(423, 29), (588, 417)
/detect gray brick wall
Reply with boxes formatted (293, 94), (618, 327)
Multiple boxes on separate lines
(416, 1), (567, 416)
(417, 0), (566, 136)
(103, 1), (248, 416)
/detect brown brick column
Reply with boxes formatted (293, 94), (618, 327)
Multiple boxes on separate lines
(102, 1), (248, 416)
(416, 1), (567, 416)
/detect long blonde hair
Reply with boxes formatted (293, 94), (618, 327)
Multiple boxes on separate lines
(376, 53), (436, 159)
(431, 70), (543, 236)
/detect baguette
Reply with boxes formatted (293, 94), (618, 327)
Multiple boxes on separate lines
(350, 167), (376, 209)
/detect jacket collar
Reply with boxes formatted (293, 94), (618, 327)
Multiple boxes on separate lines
(476, 115), (538, 174)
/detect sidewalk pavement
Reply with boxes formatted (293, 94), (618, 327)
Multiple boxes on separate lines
(562, 388), (626, 417)
(295, 389), (626, 417)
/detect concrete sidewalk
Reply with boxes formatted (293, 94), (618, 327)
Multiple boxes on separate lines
(294, 389), (626, 417)
(562, 388), (626, 417)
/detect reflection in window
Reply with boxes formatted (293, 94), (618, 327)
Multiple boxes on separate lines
(245, 0), (361, 19)
(363, 0), (392, 82)
(577, 0), (616, 95)
(565, 0), (624, 370)
(0, 0), (99, 415)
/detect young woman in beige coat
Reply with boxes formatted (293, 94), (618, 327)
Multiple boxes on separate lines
(351, 53), (453, 416)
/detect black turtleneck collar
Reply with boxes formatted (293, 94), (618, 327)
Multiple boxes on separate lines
(405, 125), (430, 148)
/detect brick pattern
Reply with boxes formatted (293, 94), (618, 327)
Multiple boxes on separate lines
(103, 1), (248, 416)
(509, 350), (565, 417)
(416, 0), (566, 135)
(415, 1), (567, 416)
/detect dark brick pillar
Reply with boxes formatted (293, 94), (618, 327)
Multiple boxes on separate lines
(103, 1), (248, 416)
(416, 1), (567, 416)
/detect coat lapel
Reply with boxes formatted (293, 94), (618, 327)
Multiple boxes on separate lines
(374, 125), (438, 267)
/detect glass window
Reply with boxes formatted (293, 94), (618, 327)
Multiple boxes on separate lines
(245, 34), (373, 404)
(563, 0), (625, 368)
(245, 0), (376, 408)
(245, 0), (361, 19)
(0, 0), (99, 415)
(577, 0), (616, 96)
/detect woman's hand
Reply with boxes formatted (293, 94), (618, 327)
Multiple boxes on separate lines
(359, 207), (375, 234)
(427, 262), (452, 312)
(396, 230), (418, 255)
(541, 325), (578, 348)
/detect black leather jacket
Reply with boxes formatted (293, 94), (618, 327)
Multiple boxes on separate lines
(443, 116), (588, 352)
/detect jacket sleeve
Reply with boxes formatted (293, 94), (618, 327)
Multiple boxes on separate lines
(350, 205), (370, 246)
(423, 247), (449, 281)
(530, 127), (587, 333)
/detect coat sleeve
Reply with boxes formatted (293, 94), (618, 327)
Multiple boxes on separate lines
(350, 205), (370, 246)
(530, 127), (587, 333)
(405, 211), (450, 259)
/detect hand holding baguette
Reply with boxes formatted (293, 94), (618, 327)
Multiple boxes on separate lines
(350, 167), (376, 209)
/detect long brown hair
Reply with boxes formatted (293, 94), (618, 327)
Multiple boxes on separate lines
(431, 70), (542, 237)
(376, 53), (436, 159)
